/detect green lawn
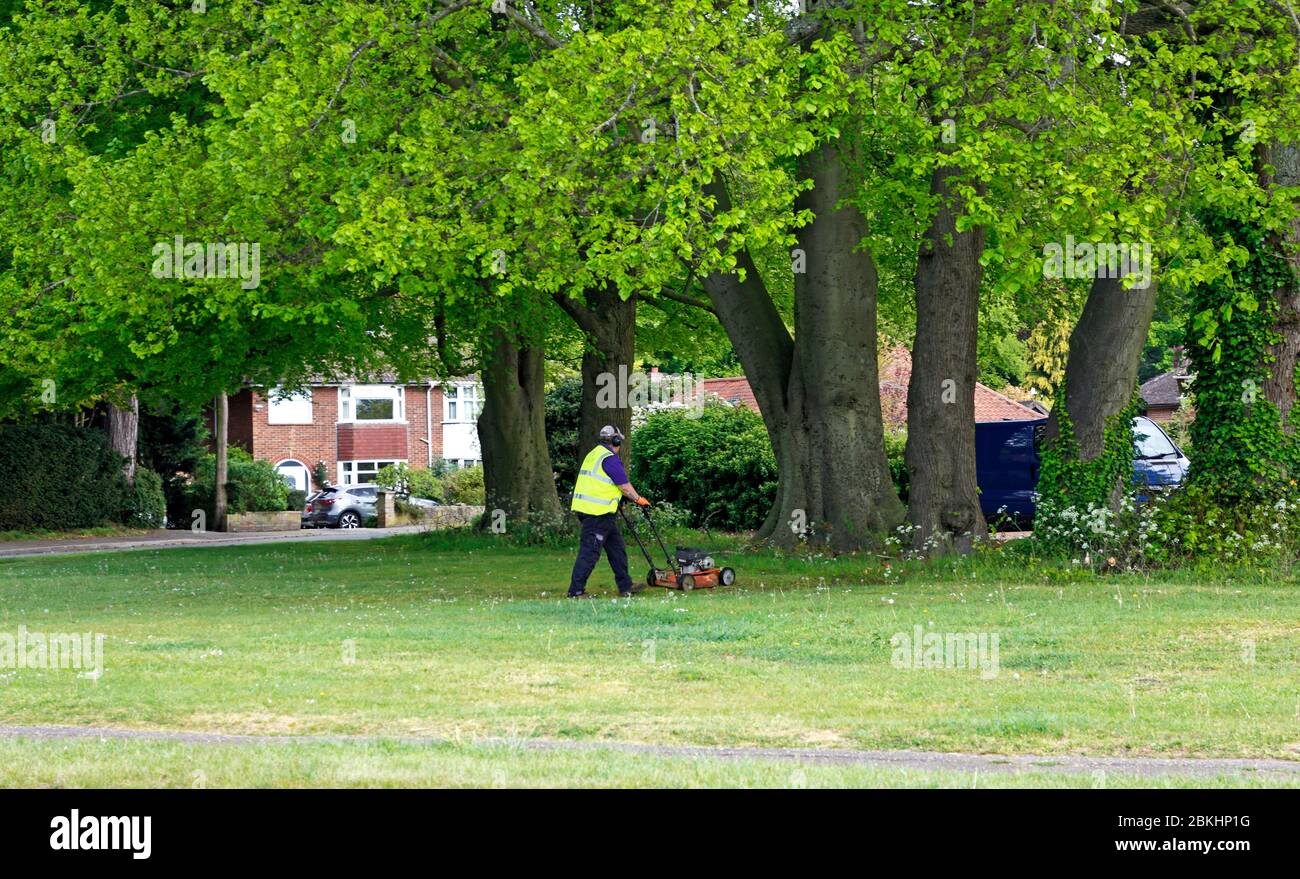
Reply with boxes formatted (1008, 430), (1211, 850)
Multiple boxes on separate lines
(1, 530), (1298, 786)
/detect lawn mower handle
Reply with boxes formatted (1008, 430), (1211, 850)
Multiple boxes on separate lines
(619, 502), (675, 572)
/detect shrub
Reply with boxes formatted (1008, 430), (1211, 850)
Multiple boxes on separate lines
(545, 377), (583, 494)
(377, 461), (449, 501)
(121, 468), (167, 528)
(1149, 484), (1300, 566)
(443, 465), (485, 505)
(182, 448), (289, 519)
(0, 424), (128, 531)
(286, 489), (307, 512)
(629, 403), (776, 531)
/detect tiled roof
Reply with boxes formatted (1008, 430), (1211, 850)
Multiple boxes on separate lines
(696, 376), (759, 411)
(695, 346), (1044, 426)
(1139, 371), (1184, 409)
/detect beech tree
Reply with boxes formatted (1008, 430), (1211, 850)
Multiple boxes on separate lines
(1044, 0), (1300, 510)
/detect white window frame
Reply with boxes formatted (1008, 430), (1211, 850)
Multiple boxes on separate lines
(338, 384), (405, 424)
(266, 387), (313, 424)
(338, 459), (405, 485)
(443, 382), (482, 423)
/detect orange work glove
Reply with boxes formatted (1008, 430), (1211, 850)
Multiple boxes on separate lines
(635, 496), (651, 507)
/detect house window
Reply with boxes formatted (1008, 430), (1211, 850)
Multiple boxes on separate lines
(444, 383), (482, 422)
(267, 387), (312, 424)
(444, 458), (481, 471)
(339, 460), (403, 485)
(339, 385), (404, 423)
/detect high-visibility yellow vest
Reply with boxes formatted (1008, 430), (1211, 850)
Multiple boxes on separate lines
(571, 445), (622, 514)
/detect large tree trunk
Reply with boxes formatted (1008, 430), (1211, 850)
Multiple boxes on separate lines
(906, 165), (987, 554)
(1044, 273), (1158, 504)
(702, 142), (904, 552)
(477, 328), (565, 528)
(1259, 141), (1300, 433)
(106, 395), (139, 485)
(213, 392), (228, 532)
(554, 283), (636, 467)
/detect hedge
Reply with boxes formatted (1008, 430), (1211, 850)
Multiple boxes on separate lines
(0, 424), (129, 531)
(630, 404), (776, 531)
(122, 467), (167, 528)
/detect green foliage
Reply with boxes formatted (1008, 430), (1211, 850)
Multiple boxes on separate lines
(376, 461), (452, 503)
(443, 465), (485, 506)
(184, 448), (289, 518)
(544, 377), (582, 494)
(312, 461), (330, 490)
(286, 489), (307, 512)
(1151, 484), (1300, 566)
(137, 399), (208, 521)
(121, 467), (166, 529)
(1035, 392), (1138, 544)
(630, 404), (776, 531)
(0, 424), (127, 531)
(884, 429), (909, 502)
(1184, 213), (1299, 502)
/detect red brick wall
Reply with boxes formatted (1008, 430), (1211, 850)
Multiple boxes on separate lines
(429, 386), (445, 463)
(250, 387), (339, 485)
(242, 384), (445, 488)
(407, 384), (434, 468)
(337, 423), (407, 460)
(228, 390), (255, 452)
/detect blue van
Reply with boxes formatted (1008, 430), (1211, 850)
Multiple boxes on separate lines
(975, 415), (1189, 523)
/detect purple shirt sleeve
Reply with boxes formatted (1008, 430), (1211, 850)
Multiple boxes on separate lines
(601, 449), (629, 485)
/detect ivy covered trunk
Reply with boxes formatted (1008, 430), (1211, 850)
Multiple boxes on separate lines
(702, 145), (904, 552)
(1186, 212), (1298, 498)
(1259, 141), (1300, 434)
(476, 328), (565, 529)
(1040, 273), (1156, 512)
(905, 165), (986, 554)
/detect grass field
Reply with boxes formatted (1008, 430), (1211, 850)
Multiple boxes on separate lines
(1, 529), (1298, 787)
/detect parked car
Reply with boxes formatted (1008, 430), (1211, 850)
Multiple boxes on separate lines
(976, 415), (1189, 525)
(301, 485), (377, 529)
(299, 491), (323, 529)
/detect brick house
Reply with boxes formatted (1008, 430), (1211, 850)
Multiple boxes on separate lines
(220, 378), (483, 493)
(689, 347), (1043, 426)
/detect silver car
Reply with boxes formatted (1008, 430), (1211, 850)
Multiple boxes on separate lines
(302, 485), (378, 528)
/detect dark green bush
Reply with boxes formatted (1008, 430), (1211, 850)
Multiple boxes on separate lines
(630, 404), (776, 531)
(0, 424), (128, 531)
(443, 465), (485, 505)
(181, 448), (290, 520)
(545, 377), (583, 494)
(286, 489), (307, 512)
(121, 467), (166, 528)
(376, 461), (448, 501)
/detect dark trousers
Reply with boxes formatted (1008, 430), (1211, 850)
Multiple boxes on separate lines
(569, 512), (633, 596)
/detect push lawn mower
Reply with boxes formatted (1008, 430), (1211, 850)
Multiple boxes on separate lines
(619, 503), (736, 591)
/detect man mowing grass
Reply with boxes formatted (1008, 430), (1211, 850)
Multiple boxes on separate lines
(568, 425), (650, 599)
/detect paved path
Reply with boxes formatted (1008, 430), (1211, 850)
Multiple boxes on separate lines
(2, 724), (1295, 779)
(0, 526), (426, 559)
